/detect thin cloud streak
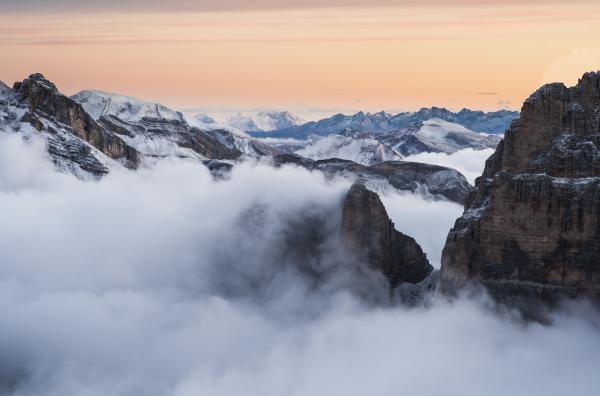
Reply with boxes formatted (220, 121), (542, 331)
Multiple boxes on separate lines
(1, 0), (599, 14)
(2, 2), (598, 112)
(1, 6), (597, 47)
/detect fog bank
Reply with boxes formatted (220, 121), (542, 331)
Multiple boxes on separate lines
(0, 133), (599, 396)
(404, 148), (495, 184)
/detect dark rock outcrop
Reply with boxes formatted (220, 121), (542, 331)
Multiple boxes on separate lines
(13, 74), (139, 171)
(203, 159), (234, 179)
(442, 71), (600, 304)
(273, 154), (473, 204)
(342, 183), (433, 288)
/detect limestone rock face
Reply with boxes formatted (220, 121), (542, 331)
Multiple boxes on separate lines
(342, 183), (433, 287)
(442, 72), (600, 302)
(13, 74), (139, 170)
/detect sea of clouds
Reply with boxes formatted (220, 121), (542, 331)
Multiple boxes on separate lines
(0, 133), (599, 396)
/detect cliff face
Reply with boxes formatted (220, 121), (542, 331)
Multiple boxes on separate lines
(442, 72), (600, 302)
(13, 74), (139, 170)
(342, 183), (433, 288)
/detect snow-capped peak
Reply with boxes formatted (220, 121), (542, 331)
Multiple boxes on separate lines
(420, 118), (478, 138)
(296, 135), (400, 166)
(190, 110), (305, 133)
(254, 111), (305, 131)
(71, 90), (186, 123)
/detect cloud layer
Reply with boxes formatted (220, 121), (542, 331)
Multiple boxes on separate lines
(404, 148), (495, 184)
(0, 133), (599, 395)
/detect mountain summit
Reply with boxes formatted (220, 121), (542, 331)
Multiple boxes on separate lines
(442, 71), (600, 305)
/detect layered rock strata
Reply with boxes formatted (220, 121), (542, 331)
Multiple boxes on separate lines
(442, 72), (600, 303)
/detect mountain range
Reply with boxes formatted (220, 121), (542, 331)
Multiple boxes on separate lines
(0, 73), (504, 203)
(249, 107), (518, 139)
(192, 111), (305, 133)
(1, 71), (599, 310)
(70, 88), (506, 164)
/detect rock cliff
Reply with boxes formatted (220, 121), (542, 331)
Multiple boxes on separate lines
(442, 71), (600, 303)
(342, 183), (433, 288)
(12, 74), (139, 174)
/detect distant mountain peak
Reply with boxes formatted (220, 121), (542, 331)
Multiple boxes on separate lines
(296, 134), (400, 166)
(252, 107), (519, 139)
(194, 110), (305, 133)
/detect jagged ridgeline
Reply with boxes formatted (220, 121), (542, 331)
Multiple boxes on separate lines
(0, 73), (479, 205)
(442, 71), (600, 305)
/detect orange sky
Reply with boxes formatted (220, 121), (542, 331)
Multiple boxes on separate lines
(1, 1), (600, 116)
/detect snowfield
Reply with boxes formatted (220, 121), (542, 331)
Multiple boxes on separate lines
(296, 135), (400, 165)
(72, 90), (186, 123)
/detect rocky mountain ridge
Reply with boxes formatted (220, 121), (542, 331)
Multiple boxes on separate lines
(2, 73), (139, 177)
(72, 89), (282, 161)
(1, 73), (477, 208)
(342, 183), (433, 288)
(344, 118), (501, 157)
(251, 107), (518, 139)
(272, 154), (472, 204)
(442, 71), (600, 305)
(0, 74), (251, 178)
(72, 90), (187, 124)
(295, 134), (401, 165)
(212, 111), (305, 133)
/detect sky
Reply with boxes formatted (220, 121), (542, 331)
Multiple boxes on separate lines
(1, 0), (600, 116)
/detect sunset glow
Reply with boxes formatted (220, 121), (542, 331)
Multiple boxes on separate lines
(2, 1), (600, 115)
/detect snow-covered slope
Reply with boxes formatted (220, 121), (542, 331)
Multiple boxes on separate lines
(380, 118), (502, 156)
(254, 111), (305, 131)
(73, 90), (282, 160)
(404, 107), (517, 134)
(72, 90), (186, 123)
(189, 113), (232, 132)
(0, 74), (253, 180)
(296, 135), (400, 165)
(205, 129), (282, 157)
(191, 111), (305, 133)
(1, 75), (136, 179)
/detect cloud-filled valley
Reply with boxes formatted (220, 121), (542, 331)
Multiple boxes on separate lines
(0, 133), (599, 396)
